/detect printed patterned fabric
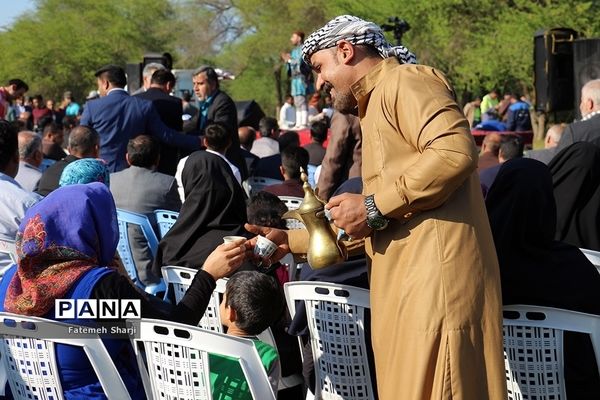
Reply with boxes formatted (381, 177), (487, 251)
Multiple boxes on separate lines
(4, 183), (118, 316)
(302, 15), (417, 66)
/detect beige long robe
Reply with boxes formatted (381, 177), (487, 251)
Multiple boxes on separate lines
(289, 59), (506, 399)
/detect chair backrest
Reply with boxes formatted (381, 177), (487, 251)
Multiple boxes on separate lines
(154, 209), (179, 239)
(284, 282), (375, 400)
(247, 176), (283, 196)
(503, 305), (600, 400)
(161, 265), (227, 332)
(580, 247), (600, 274)
(279, 196), (303, 210)
(0, 238), (17, 264)
(116, 209), (159, 288)
(278, 196), (306, 230)
(0, 312), (131, 400)
(130, 318), (276, 400)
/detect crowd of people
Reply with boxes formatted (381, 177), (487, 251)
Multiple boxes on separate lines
(0, 13), (599, 400)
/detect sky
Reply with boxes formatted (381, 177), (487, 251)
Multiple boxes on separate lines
(0, 0), (36, 30)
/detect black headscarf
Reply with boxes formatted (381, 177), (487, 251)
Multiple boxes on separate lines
(153, 151), (247, 272)
(486, 157), (600, 397)
(486, 157), (600, 312)
(549, 141), (600, 251)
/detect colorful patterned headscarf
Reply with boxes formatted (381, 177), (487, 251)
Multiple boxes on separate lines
(59, 158), (110, 188)
(302, 15), (417, 66)
(4, 183), (118, 316)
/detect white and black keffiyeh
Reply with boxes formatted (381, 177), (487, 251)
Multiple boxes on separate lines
(302, 15), (417, 66)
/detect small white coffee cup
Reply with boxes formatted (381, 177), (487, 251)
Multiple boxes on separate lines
(223, 236), (247, 243)
(253, 235), (278, 259)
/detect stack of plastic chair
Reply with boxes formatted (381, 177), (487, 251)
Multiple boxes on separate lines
(116, 209), (165, 295)
(153, 209), (179, 239)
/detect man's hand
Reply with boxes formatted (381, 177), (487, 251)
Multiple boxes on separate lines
(202, 240), (250, 280)
(326, 193), (372, 239)
(245, 223), (290, 264)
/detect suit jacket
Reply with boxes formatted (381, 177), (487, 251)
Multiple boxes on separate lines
(254, 154), (283, 180)
(556, 113), (600, 152)
(316, 111), (362, 200)
(80, 89), (199, 172)
(110, 165), (182, 285)
(35, 154), (79, 196)
(303, 142), (326, 166)
(197, 90), (247, 180)
(524, 147), (557, 165)
(240, 147), (259, 177)
(135, 88), (183, 176)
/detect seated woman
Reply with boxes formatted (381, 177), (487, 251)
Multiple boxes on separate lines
(59, 158), (110, 187)
(0, 182), (248, 399)
(153, 150), (249, 273)
(485, 157), (600, 398)
(548, 141), (600, 251)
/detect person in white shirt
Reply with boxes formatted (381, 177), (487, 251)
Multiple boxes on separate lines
(251, 117), (280, 158)
(0, 120), (40, 277)
(278, 95), (296, 129)
(176, 123), (241, 203)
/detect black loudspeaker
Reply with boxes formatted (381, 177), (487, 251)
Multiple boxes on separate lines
(125, 63), (142, 94)
(534, 28), (579, 112)
(235, 100), (265, 130)
(143, 52), (173, 70)
(573, 39), (600, 117)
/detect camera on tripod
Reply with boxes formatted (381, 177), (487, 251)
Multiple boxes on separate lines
(381, 17), (411, 45)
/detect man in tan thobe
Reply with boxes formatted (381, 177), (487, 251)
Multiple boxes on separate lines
(248, 15), (507, 399)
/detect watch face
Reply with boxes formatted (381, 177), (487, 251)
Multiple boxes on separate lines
(368, 215), (388, 230)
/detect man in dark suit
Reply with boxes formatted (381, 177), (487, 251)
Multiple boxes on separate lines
(556, 79), (600, 151)
(192, 66), (247, 180)
(35, 125), (100, 196)
(135, 69), (182, 176)
(80, 65), (200, 172)
(110, 135), (181, 285)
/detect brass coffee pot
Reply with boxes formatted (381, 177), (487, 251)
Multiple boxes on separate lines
(282, 168), (347, 269)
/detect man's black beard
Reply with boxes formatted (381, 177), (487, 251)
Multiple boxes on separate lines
(333, 91), (358, 115)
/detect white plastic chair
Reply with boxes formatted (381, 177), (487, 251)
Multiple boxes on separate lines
(0, 312), (132, 400)
(160, 265), (303, 391)
(130, 318), (276, 400)
(0, 238), (17, 264)
(247, 176), (283, 196)
(116, 209), (165, 295)
(161, 265), (227, 331)
(503, 305), (600, 400)
(279, 195), (306, 230)
(284, 282), (375, 400)
(580, 247), (600, 274)
(279, 196), (303, 211)
(154, 209), (179, 239)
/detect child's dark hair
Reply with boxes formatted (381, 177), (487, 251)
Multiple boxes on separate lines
(225, 271), (284, 335)
(247, 191), (287, 229)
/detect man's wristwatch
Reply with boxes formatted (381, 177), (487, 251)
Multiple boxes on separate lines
(364, 194), (389, 231)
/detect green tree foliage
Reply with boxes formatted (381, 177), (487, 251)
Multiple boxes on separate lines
(0, 0), (175, 102)
(218, 0), (600, 114)
(214, 0), (330, 116)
